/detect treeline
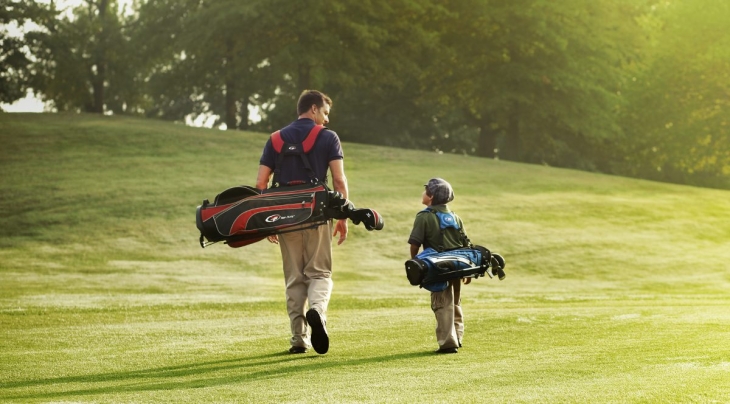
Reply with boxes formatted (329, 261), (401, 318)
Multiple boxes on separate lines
(2, 0), (729, 189)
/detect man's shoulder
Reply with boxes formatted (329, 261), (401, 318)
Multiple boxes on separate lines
(315, 127), (343, 160)
(318, 127), (339, 141)
(279, 120), (338, 138)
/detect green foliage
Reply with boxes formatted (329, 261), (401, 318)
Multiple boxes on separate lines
(0, 0), (42, 104)
(619, 0), (730, 188)
(6, 0), (730, 189)
(430, 0), (647, 165)
(2, 114), (730, 402)
(23, 0), (141, 113)
(252, 0), (445, 146)
(135, 0), (285, 128)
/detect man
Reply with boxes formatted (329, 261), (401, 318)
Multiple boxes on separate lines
(256, 90), (348, 355)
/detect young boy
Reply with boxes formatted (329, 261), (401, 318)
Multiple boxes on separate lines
(407, 178), (470, 354)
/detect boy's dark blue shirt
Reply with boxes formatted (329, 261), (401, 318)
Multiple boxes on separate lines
(259, 118), (344, 186)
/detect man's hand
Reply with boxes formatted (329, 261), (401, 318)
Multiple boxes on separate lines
(333, 219), (348, 245)
(267, 235), (279, 244)
(462, 277), (472, 285)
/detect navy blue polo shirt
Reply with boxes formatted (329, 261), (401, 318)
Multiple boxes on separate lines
(259, 118), (344, 186)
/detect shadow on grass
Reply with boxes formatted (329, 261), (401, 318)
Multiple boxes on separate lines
(2, 350), (434, 400)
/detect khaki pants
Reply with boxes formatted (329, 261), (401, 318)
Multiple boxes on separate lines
(278, 222), (334, 348)
(431, 280), (464, 349)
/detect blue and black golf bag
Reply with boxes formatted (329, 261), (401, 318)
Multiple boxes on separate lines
(405, 246), (505, 292)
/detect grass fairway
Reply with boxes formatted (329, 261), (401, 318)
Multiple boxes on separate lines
(1, 113), (729, 403)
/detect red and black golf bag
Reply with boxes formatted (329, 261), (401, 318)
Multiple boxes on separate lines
(196, 182), (383, 248)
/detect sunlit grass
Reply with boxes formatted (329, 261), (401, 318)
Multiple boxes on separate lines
(1, 113), (729, 402)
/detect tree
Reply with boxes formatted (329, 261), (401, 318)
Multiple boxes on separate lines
(0, 0), (43, 105)
(24, 0), (138, 113)
(135, 0), (288, 129)
(252, 0), (446, 147)
(428, 0), (646, 169)
(619, 0), (730, 188)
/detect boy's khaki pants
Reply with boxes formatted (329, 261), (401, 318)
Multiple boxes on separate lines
(278, 222), (334, 348)
(431, 281), (464, 349)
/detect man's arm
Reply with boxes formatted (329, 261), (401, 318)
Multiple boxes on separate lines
(329, 159), (348, 245)
(255, 164), (279, 244)
(256, 165), (273, 191)
(328, 159), (348, 199)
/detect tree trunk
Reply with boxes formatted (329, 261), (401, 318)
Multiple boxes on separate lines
(238, 93), (251, 130)
(225, 81), (237, 130)
(91, 58), (105, 113)
(503, 104), (520, 161)
(298, 63), (311, 91)
(224, 40), (237, 130)
(476, 121), (498, 158)
(91, 0), (109, 114)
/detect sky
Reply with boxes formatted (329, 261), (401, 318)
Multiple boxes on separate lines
(1, 93), (45, 113)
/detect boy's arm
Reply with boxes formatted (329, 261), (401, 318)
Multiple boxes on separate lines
(409, 243), (420, 259)
(409, 211), (428, 258)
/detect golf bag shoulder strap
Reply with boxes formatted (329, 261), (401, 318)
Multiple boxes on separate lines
(423, 207), (471, 252)
(271, 125), (326, 187)
(271, 124), (325, 153)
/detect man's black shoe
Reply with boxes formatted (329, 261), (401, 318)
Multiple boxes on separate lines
(435, 347), (458, 354)
(306, 309), (329, 354)
(288, 346), (307, 354)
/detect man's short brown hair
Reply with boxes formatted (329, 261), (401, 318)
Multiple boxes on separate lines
(297, 90), (333, 115)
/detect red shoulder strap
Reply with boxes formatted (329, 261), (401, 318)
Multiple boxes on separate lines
(271, 125), (324, 153)
(271, 131), (284, 153)
(302, 125), (325, 153)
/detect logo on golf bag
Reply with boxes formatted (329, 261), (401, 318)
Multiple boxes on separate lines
(265, 214), (296, 223)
